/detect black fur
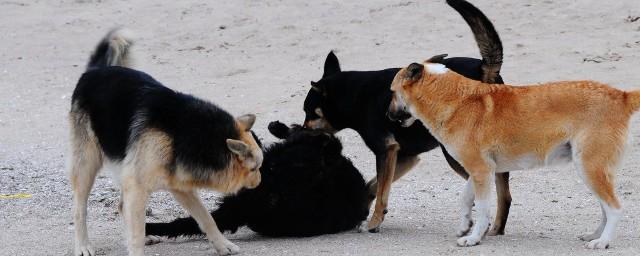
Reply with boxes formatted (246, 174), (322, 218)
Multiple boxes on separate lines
(446, 0), (503, 83)
(302, 0), (512, 233)
(145, 121), (369, 237)
(72, 66), (239, 179)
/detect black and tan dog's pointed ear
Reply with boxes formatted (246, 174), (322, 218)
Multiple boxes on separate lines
(405, 63), (424, 81)
(311, 81), (323, 92)
(236, 114), (256, 131)
(227, 139), (249, 155)
(425, 54), (448, 64)
(322, 51), (341, 78)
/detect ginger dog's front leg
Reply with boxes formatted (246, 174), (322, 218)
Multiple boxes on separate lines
(457, 156), (494, 247)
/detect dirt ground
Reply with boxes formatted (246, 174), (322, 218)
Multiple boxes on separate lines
(1, 0), (640, 255)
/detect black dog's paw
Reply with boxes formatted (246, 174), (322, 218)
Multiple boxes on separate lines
(268, 121), (290, 139)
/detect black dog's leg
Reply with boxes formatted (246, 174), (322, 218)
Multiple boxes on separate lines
(366, 136), (400, 232)
(145, 197), (247, 240)
(145, 216), (203, 239)
(440, 145), (511, 236)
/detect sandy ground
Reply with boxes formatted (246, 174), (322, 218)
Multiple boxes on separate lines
(1, 0), (640, 255)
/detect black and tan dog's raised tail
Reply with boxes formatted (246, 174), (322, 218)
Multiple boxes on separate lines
(447, 0), (502, 83)
(86, 27), (134, 70)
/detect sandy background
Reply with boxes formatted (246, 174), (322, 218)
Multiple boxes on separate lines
(1, 0), (640, 255)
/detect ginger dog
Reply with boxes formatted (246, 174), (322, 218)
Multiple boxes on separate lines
(387, 61), (640, 249)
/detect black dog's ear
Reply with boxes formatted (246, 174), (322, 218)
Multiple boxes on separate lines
(425, 54), (448, 64)
(310, 81), (323, 92)
(405, 63), (424, 80)
(322, 51), (341, 78)
(268, 121), (291, 139)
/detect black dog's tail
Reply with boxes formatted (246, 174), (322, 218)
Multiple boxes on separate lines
(145, 198), (247, 238)
(86, 27), (134, 70)
(447, 0), (503, 83)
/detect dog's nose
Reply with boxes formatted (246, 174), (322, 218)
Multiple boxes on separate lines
(386, 111), (395, 121)
(387, 110), (400, 122)
(387, 110), (411, 122)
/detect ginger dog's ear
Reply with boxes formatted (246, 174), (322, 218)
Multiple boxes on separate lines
(236, 114), (256, 131)
(405, 63), (424, 81)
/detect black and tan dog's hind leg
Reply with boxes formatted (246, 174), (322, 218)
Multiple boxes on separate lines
(69, 111), (103, 256)
(490, 172), (511, 235)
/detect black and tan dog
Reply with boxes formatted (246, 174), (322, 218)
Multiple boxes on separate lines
(145, 121), (369, 238)
(302, 0), (512, 233)
(69, 29), (262, 256)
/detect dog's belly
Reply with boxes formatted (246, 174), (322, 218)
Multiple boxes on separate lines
(494, 142), (572, 173)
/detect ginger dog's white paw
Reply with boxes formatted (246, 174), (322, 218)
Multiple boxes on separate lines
(455, 219), (473, 237)
(585, 238), (610, 249)
(456, 235), (481, 247)
(212, 239), (240, 255)
(578, 233), (600, 242)
(74, 244), (95, 256)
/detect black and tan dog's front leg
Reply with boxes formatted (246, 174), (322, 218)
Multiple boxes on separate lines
(365, 154), (419, 210)
(365, 136), (400, 232)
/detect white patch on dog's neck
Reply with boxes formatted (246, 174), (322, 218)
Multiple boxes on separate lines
(425, 63), (449, 74)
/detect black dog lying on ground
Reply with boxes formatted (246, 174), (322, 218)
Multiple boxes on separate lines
(145, 121), (369, 238)
(301, 0), (513, 234)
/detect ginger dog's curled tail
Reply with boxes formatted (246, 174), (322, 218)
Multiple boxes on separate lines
(626, 90), (640, 112)
(86, 27), (134, 70)
(447, 0), (503, 83)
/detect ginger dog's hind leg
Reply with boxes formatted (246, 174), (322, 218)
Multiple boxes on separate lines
(572, 131), (625, 249)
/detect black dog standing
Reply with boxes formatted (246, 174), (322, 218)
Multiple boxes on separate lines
(301, 0), (512, 234)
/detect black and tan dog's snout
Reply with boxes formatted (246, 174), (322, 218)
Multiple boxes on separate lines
(386, 108), (412, 122)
